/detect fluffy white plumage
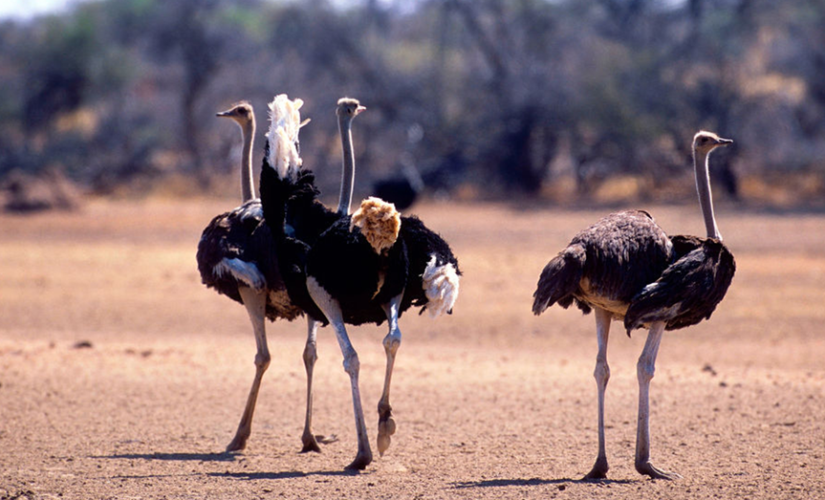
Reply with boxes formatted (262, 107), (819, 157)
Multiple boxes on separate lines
(421, 256), (459, 318)
(266, 94), (305, 178)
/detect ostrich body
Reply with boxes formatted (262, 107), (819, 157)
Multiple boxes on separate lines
(260, 96), (460, 470)
(196, 100), (343, 453)
(532, 131), (736, 480)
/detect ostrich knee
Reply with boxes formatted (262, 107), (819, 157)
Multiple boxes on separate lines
(594, 358), (610, 387)
(303, 341), (317, 369)
(383, 333), (401, 357)
(343, 351), (360, 377)
(255, 351), (271, 372)
(637, 355), (655, 385)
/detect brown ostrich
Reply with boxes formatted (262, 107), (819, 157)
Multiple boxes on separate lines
(532, 131), (736, 480)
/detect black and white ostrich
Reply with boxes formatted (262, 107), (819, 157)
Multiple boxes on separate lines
(196, 99), (355, 453)
(260, 95), (460, 470)
(532, 131), (736, 480)
(297, 96), (366, 453)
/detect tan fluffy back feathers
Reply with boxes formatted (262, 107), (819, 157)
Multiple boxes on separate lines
(350, 197), (401, 254)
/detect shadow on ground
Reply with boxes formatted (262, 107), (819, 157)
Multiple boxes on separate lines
(94, 452), (238, 462)
(209, 470), (361, 480)
(452, 477), (635, 489)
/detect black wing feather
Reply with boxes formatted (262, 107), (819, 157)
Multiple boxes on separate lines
(624, 235), (736, 332)
(196, 200), (263, 305)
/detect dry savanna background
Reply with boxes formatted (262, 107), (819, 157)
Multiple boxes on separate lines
(1, 197), (824, 499)
(2, 2), (825, 498)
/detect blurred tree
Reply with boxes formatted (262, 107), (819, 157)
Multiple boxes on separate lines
(120, 0), (258, 188)
(0, 0), (822, 203)
(21, 13), (97, 136)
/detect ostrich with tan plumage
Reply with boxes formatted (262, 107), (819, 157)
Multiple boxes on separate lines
(532, 131), (736, 480)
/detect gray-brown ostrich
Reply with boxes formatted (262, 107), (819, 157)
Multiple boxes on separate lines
(532, 131), (736, 480)
(197, 102), (300, 452)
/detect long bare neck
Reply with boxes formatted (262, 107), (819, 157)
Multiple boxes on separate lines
(240, 118), (256, 202)
(693, 148), (721, 240)
(337, 115), (356, 215)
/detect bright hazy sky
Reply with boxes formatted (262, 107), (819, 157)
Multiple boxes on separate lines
(0, 0), (73, 20)
(0, 0), (412, 20)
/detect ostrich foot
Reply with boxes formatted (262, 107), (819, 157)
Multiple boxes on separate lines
(377, 417), (396, 456)
(345, 451), (373, 471)
(300, 432), (321, 453)
(582, 456), (609, 480)
(377, 406), (396, 456)
(225, 431), (249, 453)
(636, 460), (681, 480)
(301, 433), (338, 453)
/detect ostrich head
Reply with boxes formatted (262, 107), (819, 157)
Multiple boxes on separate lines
(693, 131), (733, 155)
(216, 101), (254, 127)
(692, 130), (733, 241)
(336, 98), (366, 119)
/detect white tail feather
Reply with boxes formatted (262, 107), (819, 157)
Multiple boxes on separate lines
(422, 256), (459, 318)
(214, 258), (266, 291)
(266, 94), (305, 178)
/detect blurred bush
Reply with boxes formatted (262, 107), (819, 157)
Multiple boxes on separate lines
(0, 0), (823, 205)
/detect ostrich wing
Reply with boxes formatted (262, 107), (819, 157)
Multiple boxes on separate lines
(532, 243), (587, 315)
(624, 235), (735, 333)
(399, 216), (461, 317)
(197, 200), (266, 304)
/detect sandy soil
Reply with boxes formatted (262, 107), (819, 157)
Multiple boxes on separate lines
(1, 198), (824, 499)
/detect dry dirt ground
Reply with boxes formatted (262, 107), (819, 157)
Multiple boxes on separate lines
(1, 198), (824, 499)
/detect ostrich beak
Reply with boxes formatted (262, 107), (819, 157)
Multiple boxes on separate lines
(355, 105), (367, 115)
(717, 137), (733, 146)
(216, 110), (231, 117)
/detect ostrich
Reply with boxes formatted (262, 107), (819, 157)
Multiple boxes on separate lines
(197, 101), (300, 452)
(532, 131), (736, 480)
(260, 95), (460, 470)
(195, 99), (357, 453)
(299, 96), (366, 453)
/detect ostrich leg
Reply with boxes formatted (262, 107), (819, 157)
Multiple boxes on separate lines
(300, 318), (325, 452)
(226, 286), (270, 452)
(377, 293), (403, 456)
(635, 321), (681, 480)
(307, 278), (372, 470)
(584, 308), (612, 479)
